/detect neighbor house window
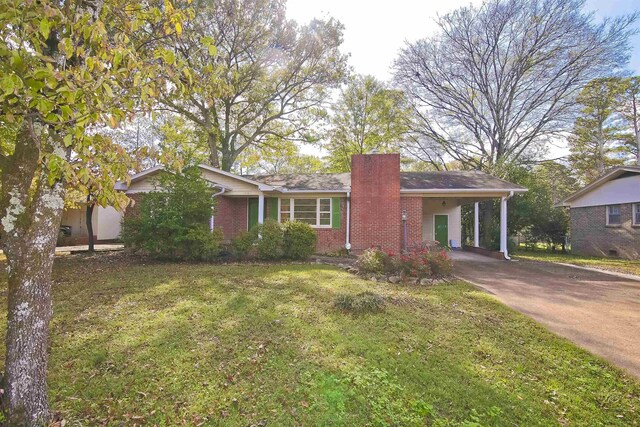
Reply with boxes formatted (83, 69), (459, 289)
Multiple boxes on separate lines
(606, 204), (621, 225)
(634, 203), (640, 226)
(279, 198), (331, 227)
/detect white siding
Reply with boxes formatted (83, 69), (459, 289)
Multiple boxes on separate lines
(571, 175), (640, 208)
(422, 199), (462, 246)
(96, 206), (122, 240)
(126, 169), (263, 196)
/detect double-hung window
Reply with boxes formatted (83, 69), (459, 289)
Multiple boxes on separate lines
(606, 204), (622, 226)
(634, 203), (640, 226)
(279, 198), (332, 227)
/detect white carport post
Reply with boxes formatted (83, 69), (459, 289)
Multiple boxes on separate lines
(499, 194), (511, 260)
(473, 202), (480, 247)
(258, 194), (265, 224)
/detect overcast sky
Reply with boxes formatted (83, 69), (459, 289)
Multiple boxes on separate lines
(287, 0), (640, 80)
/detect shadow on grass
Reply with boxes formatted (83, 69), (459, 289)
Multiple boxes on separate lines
(0, 256), (638, 425)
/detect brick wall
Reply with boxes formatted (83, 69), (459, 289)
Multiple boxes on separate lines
(401, 196), (423, 249)
(571, 204), (640, 259)
(214, 196), (248, 241)
(316, 197), (347, 253)
(350, 153), (401, 253)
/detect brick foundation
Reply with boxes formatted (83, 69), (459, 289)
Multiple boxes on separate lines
(571, 204), (640, 259)
(350, 154), (401, 253)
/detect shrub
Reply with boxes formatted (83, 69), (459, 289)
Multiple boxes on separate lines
(355, 248), (388, 274)
(255, 219), (284, 259)
(394, 252), (432, 278)
(282, 221), (317, 259)
(334, 291), (385, 313)
(354, 243), (453, 279)
(122, 167), (223, 261)
(180, 227), (224, 261)
(231, 229), (257, 258)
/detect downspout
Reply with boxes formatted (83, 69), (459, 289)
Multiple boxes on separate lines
(210, 186), (226, 232)
(345, 191), (351, 251)
(502, 191), (515, 260)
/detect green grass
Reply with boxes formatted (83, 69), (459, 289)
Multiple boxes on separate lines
(514, 249), (640, 276)
(1, 253), (639, 426)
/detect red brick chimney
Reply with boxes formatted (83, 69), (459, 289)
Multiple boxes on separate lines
(350, 153), (401, 253)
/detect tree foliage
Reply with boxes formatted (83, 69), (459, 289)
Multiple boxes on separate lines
(0, 0), (190, 423)
(159, 0), (348, 171)
(394, 0), (638, 173)
(616, 76), (640, 165)
(508, 163), (578, 251)
(122, 167), (223, 260)
(568, 78), (628, 183)
(325, 74), (410, 172)
(569, 77), (640, 184)
(236, 139), (325, 174)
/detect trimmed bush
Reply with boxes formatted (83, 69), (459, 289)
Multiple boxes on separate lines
(231, 229), (257, 258)
(255, 219), (284, 259)
(282, 221), (317, 260)
(334, 291), (385, 313)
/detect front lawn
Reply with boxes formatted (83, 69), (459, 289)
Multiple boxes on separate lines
(1, 254), (638, 425)
(514, 249), (640, 277)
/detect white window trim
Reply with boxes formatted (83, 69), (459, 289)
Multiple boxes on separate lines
(606, 204), (622, 226)
(278, 197), (332, 228)
(633, 203), (640, 226)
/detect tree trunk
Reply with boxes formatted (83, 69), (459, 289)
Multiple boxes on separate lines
(1, 121), (66, 425)
(207, 132), (220, 168)
(86, 195), (95, 252)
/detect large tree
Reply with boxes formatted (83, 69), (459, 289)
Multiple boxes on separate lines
(0, 1), (188, 423)
(394, 0), (637, 173)
(159, 0), (348, 171)
(237, 139), (325, 174)
(617, 76), (640, 165)
(325, 74), (410, 172)
(568, 77), (628, 183)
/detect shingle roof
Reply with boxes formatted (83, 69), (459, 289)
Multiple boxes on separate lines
(400, 171), (526, 190)
(247, 170), (525, 192)
(248, 173), (351, 191)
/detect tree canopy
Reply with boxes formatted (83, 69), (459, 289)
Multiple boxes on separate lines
(394, 0), (638, 174)
(159, 0), (348, 171)
(324, 74), (410, 172)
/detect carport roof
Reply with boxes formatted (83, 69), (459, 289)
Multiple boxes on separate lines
(400, 171), (526, 191)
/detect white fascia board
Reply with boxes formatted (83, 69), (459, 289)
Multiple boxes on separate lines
(277, 188), (350, 193)
(197, 164), (275, 191)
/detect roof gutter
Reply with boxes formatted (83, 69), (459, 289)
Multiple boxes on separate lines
(210, 185), (226, 232)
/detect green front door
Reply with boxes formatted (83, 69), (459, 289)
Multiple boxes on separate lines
(248, 198), (259, 231)
(434, 215), (448, 247)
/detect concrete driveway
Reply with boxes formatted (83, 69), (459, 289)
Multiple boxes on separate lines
(452, 251), (640, 377)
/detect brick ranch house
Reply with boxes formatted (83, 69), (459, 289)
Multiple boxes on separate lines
(558, 166), (640, 259)
(85, 153), (526, 257)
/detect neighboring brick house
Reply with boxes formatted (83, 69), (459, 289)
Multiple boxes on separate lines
(558, 166), (640, 259)
(115, 154), (526, 256)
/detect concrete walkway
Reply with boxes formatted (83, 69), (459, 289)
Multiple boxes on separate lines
(452, 251), (640, 378)
(55, 244), (124, 253)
